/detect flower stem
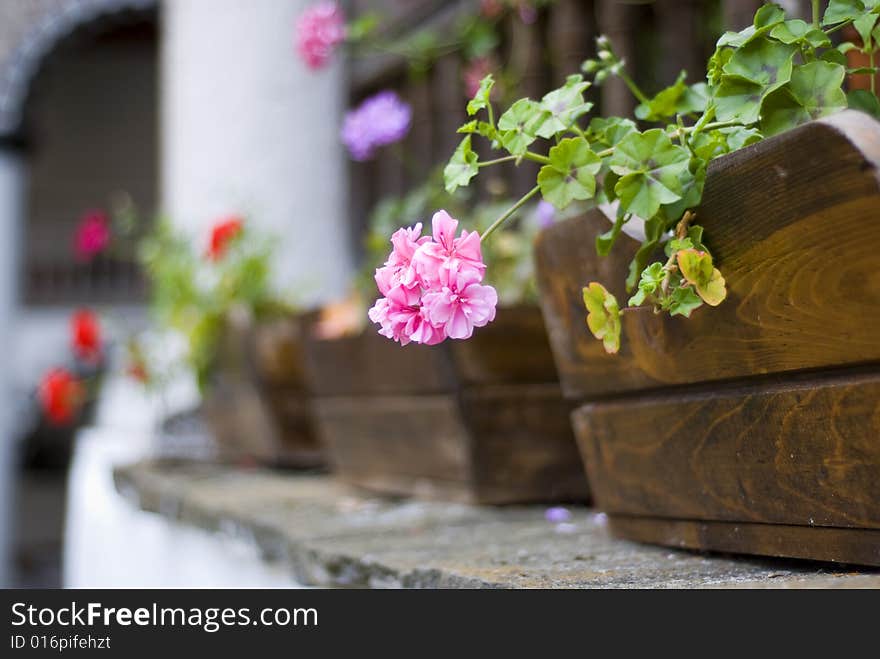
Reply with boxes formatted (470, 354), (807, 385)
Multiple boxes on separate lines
(480, 185), (541, 243)
(872, 49), (876, 95)
(812, 0), (820, 28)
(617, 69), (650, 106)
(523, 152), (551, 165)
(478, 155), (518, 168)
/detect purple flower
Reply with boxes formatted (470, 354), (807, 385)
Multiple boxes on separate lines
(342, 91), (412, 161)
(535, 200), (556, 229)
(544, 506), (572, 523)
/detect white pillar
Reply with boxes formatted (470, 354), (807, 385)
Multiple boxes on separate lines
(160, 0), (353, 304)
(0, 147), (24, 586)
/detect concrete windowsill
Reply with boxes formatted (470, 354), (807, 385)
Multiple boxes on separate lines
(113, 460), (880, 589)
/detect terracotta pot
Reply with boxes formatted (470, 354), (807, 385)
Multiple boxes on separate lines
(302, 306), (589, 504)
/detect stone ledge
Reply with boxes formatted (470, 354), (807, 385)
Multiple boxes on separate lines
(113, 460), (880, 589)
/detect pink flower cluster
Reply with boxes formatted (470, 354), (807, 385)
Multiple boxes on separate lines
(295, 2), (347, 70)
(369, 211), (498, 345)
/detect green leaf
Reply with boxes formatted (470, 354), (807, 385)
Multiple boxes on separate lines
(625, 216), (665, 291)
(627, 261), (665, 306)
(754, 3), (785, 29)
(457, 119), (496, 140)
(707, 47), (734, 86)
(854, 12), (879, 48)
(666, 285), (704, 317)
(609, 129), (690, 219)
(347, 12), (380, 40)
(770, 19), (831, 47)
(821, 48), (849, 66)
(823, 0), (866, 26)
(677, 249), (727, 306)
(722, 125), (763, 151)
(635, 72), (708, 122)
(583, 282), (621, 354)
(467, 74), (495, 116)
(760, 61), (848, 136)
(443, 136), (479, 193)
(714, 76), (764, 123)
(537, 74), (593, 138)
(588, 116), (638, 148)
(596, 209), (627, 256)
(848, 88), (880, 118)
(537, 137), (601, 209)
(722, 38), (795, 89)
(497, 98), (548, 155)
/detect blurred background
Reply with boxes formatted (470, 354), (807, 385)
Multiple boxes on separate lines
(0, 0), (816, 587)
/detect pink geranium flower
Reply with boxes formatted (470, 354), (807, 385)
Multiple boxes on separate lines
(422, 267), (497, 340)
(375, 223), (428, 294)
(412, 210), (485, 288)
(74, 209), (110, 261)
(296, 2), (347, 70)
(368, 210), (497, 345)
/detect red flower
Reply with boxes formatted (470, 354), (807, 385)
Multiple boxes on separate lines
(74, 209), (111, 261)
(206, 216), (244, 261)
(71, 309), (102, 363)
(38, 368), (85, 426)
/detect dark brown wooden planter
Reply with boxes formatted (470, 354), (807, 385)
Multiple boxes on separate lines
(534, 110), (880, 567)
(202, 312), (324, 468)
(302, 306), (590, 504)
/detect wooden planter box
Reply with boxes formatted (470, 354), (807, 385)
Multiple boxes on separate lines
(534, 111), (880, 566)
(302, 306), (590, 504)
(202, 313), (324, 468)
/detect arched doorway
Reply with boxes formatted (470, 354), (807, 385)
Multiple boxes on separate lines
(0, 0), (158, 587)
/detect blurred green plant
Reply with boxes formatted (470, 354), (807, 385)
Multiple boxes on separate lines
(139, 218), (293, 391)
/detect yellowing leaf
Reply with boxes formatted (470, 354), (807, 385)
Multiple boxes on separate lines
(583, 282), (621, 354)
(677, 248), (727, 307)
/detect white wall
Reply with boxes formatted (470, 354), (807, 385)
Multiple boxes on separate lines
(0, 148), (24, 586)
(161, 0), (353, 305)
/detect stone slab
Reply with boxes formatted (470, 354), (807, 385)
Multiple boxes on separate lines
(113, 460), (880, 589)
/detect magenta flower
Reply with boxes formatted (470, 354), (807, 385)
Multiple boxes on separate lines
(422, 267), (497, 340)
(368, 210), (497, 345)
(296, 2), (347, 70)
(412, 211), (485, 289)
(74, 209), (110, 261)
(341, 91), (412, 161)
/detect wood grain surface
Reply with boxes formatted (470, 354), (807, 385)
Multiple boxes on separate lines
(573, 371), (880, 529)
(535, 111), (880, 399)
(609, 515), (880, 567)
(304, 306), (589, 503)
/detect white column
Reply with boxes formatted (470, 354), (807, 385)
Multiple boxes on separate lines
(0, 147), (24, 586)
(160, 0), (353, 304)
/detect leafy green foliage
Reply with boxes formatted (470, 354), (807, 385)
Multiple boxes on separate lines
(497, 99), (548, 155)
(439, 0), (879, 353)
(537, 138), (601, 209)
(537, 74), (593, 137)
(609, 129), (690, 220)
(444, 137), (479, 193)
(140, 220), (291, 392)
(761, 61), (847, 135)
(467, 75), (495, 116)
